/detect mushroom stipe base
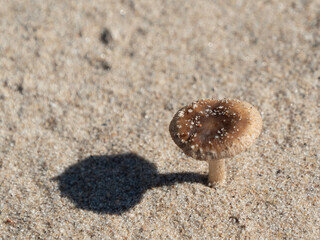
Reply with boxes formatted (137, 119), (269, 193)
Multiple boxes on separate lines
(208, 159), (225, 186)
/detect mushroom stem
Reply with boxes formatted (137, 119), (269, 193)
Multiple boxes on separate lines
(208, 159), (225, 185)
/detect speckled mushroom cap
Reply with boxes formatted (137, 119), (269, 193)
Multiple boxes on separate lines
(169, 99), (262, 160)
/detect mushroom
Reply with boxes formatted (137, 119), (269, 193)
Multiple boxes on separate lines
(169, 98), (262, 186)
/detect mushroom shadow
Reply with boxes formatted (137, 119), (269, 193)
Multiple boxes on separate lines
(54, 153), (206, 214)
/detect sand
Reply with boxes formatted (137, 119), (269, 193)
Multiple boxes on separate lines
(0, 0), (319, 239)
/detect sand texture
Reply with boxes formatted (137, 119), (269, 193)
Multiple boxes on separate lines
(0, 0), (319, 239)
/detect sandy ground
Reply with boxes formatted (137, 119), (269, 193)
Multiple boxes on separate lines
(0, 0), (319, 239)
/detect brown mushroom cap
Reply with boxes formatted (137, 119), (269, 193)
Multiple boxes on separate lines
(169, 99), (262, 160)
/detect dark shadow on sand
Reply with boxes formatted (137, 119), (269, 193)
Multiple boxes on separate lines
(54, 153), (206, 214)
